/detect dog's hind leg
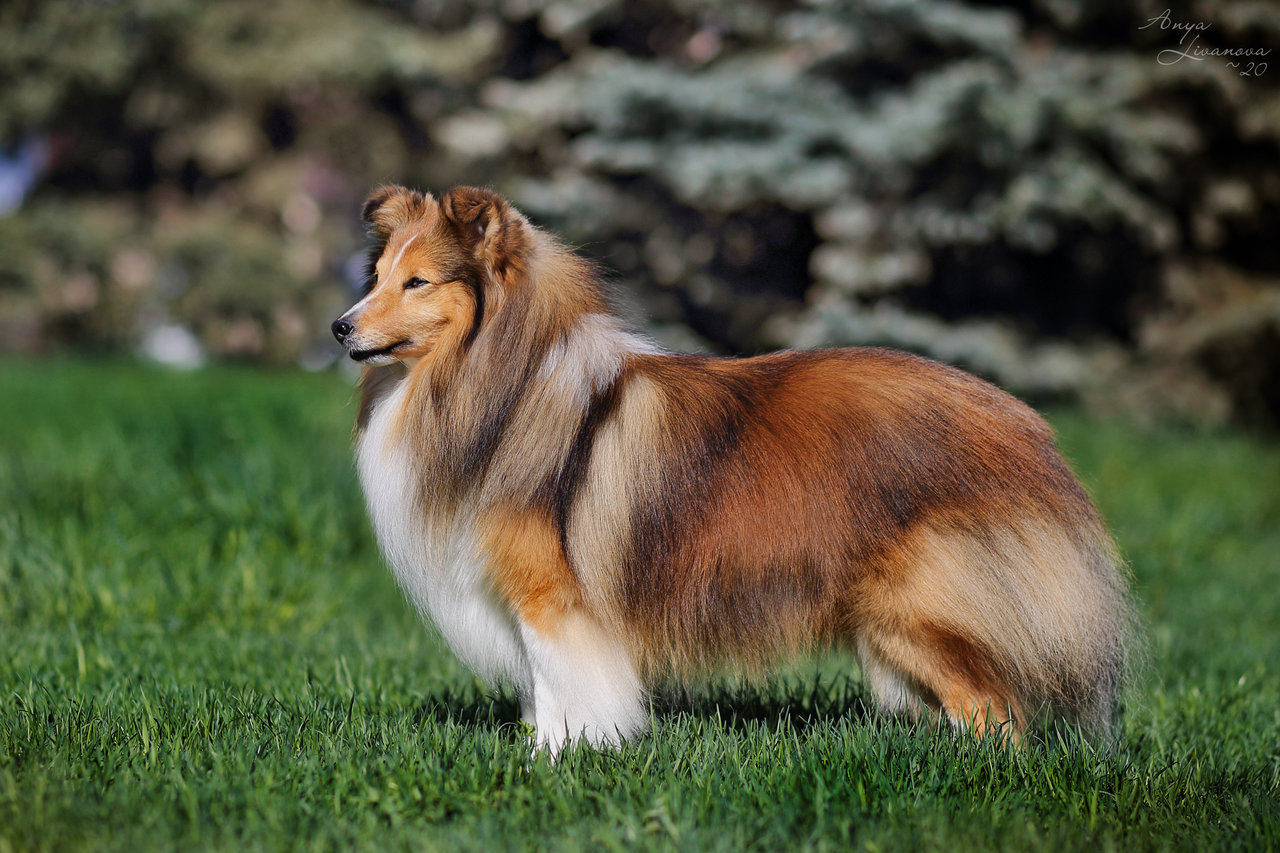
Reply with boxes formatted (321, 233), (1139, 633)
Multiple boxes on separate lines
(856, 626), (1022, 740)
(856, 634), (932, 722)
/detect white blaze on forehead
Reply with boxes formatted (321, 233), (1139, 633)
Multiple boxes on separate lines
(345, 231), (424, 317)
(385, 232), (422, 285)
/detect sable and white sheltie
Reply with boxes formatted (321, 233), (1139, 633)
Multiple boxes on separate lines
(331, 185), (1130, 753)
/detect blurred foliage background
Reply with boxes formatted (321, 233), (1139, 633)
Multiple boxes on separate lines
(2, 0), (1278, 428)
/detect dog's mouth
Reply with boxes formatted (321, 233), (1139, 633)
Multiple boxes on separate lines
(349, 340), (411, 362)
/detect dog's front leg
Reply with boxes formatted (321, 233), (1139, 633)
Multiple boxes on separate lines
(518, 611), (647, 756)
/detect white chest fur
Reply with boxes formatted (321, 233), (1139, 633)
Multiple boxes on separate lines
(356, 379), (529, 690)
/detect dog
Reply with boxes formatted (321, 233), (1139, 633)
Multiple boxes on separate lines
(331, 185), (1130, 754)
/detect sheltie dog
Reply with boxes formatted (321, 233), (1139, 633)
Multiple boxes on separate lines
(331, 185), (1130, 754)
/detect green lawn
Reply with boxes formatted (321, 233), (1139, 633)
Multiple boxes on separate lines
(1, 360), (1277, 851)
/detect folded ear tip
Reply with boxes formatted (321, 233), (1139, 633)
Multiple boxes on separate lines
(362, 185), (433, 233)
(361, 186), (398, 223)
(442, 186), (504, 225)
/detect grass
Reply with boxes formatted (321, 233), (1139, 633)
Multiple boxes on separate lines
(1, 359), (1277, 851)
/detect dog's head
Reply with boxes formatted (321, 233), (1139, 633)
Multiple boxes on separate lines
(331, 186), (531, 365)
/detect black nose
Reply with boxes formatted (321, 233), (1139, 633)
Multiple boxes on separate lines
(331, 318), (354, 343)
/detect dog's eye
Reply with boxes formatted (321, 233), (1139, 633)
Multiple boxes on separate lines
(403, 276), (429, 290)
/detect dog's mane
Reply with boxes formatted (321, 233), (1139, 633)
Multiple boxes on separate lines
(363, 217), (641, 518)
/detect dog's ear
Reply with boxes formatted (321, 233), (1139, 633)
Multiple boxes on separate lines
(441, 186), (530, 284)
(362, 185), (432, 238)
